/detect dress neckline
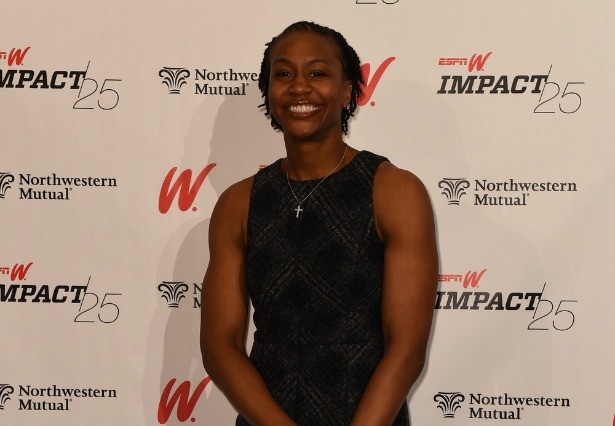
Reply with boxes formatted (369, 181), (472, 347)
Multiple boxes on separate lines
(278, 150), (365, 184)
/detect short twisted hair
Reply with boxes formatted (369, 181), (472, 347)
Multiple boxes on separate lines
(258, 21), (363, 135)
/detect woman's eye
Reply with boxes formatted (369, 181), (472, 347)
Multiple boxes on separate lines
(310, 71), (326, 77)
(273, 71), (290, 77)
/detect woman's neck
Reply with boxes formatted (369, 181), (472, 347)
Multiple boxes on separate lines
(284, 139), (350, 180)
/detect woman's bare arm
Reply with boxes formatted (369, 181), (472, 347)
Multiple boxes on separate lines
(200, 178), (296, 426)
(350, 163), (438, 426)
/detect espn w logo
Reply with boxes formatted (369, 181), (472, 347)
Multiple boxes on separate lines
(439, 269), (487, 288)
(463, 269), (486, 288)
(438, 52), (492, 72)
(0, 262), (33, 281)
(358, 57), (395, 106)
(158, 164), (216, 214)
(158, 377), (211, 424)
(0, 47), (30, 66)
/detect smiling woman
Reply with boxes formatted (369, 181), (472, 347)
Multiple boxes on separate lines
(200, 21), (438, 426)
(264, 30), (351, 147)
(258, 21), (362, 138)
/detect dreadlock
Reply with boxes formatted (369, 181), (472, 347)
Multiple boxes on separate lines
(258, 21), (364, 135)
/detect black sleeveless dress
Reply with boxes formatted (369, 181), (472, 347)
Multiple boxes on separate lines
(238, 151), (410, 425)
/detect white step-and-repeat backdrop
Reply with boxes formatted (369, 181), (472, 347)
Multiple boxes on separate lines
(1, 1), (613, 425)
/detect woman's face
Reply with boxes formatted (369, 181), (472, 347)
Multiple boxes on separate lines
(267, 30), (351, 143)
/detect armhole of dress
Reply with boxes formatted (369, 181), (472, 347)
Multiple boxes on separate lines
(371, 155), (388, 245)
(245, 171), (261, 253)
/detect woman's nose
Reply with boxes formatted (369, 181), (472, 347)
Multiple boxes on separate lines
(289, 74), (312, 94)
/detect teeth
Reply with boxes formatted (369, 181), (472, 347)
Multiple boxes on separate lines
(289, 104), (317, 113)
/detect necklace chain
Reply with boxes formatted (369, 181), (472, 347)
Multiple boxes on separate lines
(286, 144), (348, 218)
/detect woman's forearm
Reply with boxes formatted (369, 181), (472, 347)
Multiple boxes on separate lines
(202, 341), (297, 426)
(349, 344), (426, 426)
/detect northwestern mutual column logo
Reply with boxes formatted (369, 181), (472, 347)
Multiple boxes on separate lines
(157, 280), (201, 309)
(158, 281), (189, 308)
(159, 67), (190, 94)
(0, 173), (15, 198)
(439, 178), (470, 205)
(434, 392), (465, 418)
(0, 384), (15, 410)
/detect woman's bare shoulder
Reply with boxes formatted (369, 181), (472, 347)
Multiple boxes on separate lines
(216, 176), (254, 210)
(373, 161), (434, 241)
(374, 161), (430, 204)
(209, 176), (254, 246)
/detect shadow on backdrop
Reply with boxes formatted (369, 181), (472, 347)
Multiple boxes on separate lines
(147, 84), (283, 425)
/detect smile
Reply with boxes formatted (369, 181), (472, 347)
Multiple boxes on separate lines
(288, 104), (319, 113)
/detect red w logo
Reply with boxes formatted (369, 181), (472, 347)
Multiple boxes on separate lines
(10, 262), (33, 281)
(463, 269), (486, 288)
(7, 47), (30, 66)
(158, 377), (211, 424)
(158, 164), (216, 214)
(358, 57), (395, 106)
(467, 52), (492, 72)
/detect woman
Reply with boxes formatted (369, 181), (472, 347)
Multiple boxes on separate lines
(200, 21), (438, 425)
